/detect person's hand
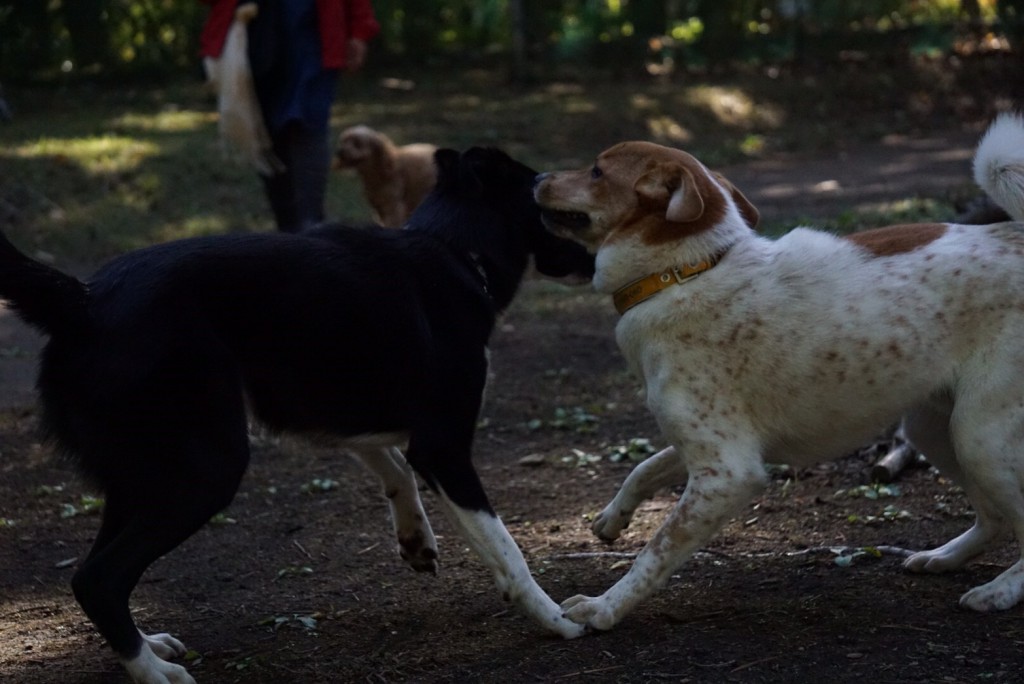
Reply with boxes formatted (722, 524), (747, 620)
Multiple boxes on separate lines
(346, 39), (368, 72)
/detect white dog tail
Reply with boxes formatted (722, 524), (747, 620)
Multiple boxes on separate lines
(974, 112), (1024, 222)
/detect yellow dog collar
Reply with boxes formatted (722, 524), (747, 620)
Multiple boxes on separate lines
(612, 258), (718, 315)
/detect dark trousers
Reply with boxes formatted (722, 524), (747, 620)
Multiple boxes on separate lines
(260, 121), (330, 233)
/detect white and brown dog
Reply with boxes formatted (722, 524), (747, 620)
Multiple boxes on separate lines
(334, 125), (438, 227)
(534, 113), (1024, 632)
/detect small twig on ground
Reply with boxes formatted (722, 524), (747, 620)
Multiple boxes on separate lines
(659, 609), (731, 625)
(269, 661), (303, 675)
(785, 544), (915, 558)
(0, 603), (61, 618)
(731, 655), (780, 673)
(547, 544), (916, 562)
(292, 539), (313, 559)
(879, 623), (938, 633)
(356, 542), (381, 555)
(546, 551), (638, 560)
(555, 665), (624, 679)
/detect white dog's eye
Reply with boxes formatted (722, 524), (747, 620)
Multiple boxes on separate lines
(591, 166), (603, 179)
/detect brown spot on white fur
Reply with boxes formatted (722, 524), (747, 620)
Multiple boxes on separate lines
(626, 146), (759, 245)
(844, 223), (947, 257)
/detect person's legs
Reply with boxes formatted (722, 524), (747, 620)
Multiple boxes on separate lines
(260, 122), (330, 232)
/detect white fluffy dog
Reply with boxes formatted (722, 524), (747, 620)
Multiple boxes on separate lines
(535, 113), (1024, 632)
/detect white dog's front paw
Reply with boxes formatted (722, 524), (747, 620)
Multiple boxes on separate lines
(547, 612), (589, 639)
(561, 594), (617, 632)
(903, 549), (960, 574)
(905, 544), (974, 577)
(139, 630), (187, 661)
(591, 505), (633, 542)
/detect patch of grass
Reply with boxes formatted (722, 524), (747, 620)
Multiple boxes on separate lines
(0, 57), (1007, 265)
(759, 197), (955, 237)
(826, 197), (953, 234)
(1, 84), (367, 264)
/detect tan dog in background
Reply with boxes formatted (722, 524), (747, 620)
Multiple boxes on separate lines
(335, 125), (437, 227)
(535, 113), (1024, 633)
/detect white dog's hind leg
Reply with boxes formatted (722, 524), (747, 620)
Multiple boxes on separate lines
(352, 447), (438, 573)
(592, 446), (687, 541)
(931, 377), (1024, 610)
(122, 641), (195, 684)
(946, 440), (1024, 610)
(563, 443), (767, 631)
(902, 405), (1006, 573)
(436, 490), (586, 639)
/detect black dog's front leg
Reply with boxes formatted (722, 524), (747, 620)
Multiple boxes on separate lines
(404, 356), (586, 639)
(415, 446), (586, 638)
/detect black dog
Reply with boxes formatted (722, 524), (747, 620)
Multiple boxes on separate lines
(0, 147), (594, 683)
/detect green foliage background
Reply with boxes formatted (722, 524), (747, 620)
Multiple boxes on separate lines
(1, 0), (1021, 265)
(1, 0), (1023, 81)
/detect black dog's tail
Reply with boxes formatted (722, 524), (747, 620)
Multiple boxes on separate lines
(0, 232), (89, 337)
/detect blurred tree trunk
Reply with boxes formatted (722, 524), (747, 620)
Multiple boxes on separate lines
(510, 0), (550, 81)
(696, 0), (744, 66)
(61, 0), (109, 69)
(997, 0), (1024, 104)
(510, 0), (527, 79)
(998, 0), (1024, 43)
(961, 0), (981, 21)
(629, 0), (667, 37)
(2, 0), (53, 71)
(403, 11), (436, 56)
(625, 0), (667, 61)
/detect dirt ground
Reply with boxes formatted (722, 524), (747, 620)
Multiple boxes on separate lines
(3, 130), (1024, 684)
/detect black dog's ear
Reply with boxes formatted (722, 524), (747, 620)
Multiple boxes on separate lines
(462, 147), (537, 194)
(433, 148), (461, 181)
(463, 147), (506, 167)
(458, 147), (496, 195)
(464, 147), (534, 176)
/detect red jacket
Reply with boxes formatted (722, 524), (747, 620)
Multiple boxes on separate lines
(199, 0), (380, 69)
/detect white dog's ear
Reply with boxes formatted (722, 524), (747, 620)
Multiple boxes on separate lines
(634, 162), (705, 223)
